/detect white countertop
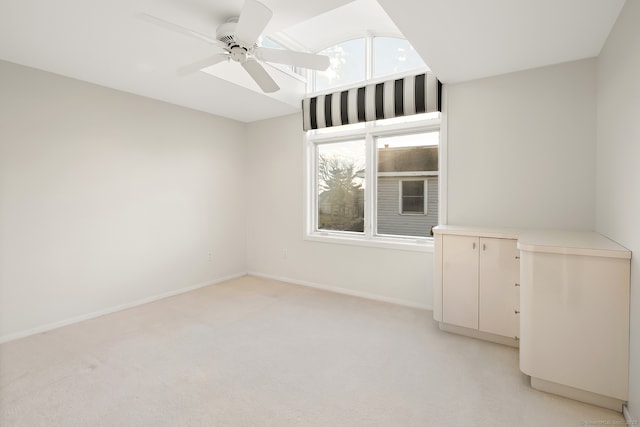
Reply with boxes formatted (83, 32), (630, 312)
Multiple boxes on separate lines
(517, 230), (631, 259)
(434, 225), (631, 259)
(432, 225), (521, 239)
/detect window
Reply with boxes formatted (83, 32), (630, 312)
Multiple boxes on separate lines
(311, 36), (426, 93)
(376, 131), (438, 238)
(400, 180), (426, 214)
(373, 37), (427, 78)
(304, 34), (441, 249)
(316, 140), (365, 233)
(315, 38), (366, 92)
(306, 118), (441, 247)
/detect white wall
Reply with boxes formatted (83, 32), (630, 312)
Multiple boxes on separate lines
(0, 60), (247, 341)
(246, 114), (432, 309)
(596, 0), (640, 419)
(446, 59), (597, 230)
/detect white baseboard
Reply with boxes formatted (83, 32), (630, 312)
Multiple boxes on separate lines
(248, 271), (431, 311)
(0, 272), (246, 344)
(623, 404), (637, 425)
(530, 377), (625, 412)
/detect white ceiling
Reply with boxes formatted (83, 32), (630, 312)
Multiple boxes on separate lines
(0, 0), (626, 123)
(378, 0), (626, 84)
(277, 0), (404, 52)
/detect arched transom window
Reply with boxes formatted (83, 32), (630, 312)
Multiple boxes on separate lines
(311, 35), (428, 93)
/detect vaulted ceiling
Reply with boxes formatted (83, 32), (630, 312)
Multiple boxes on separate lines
(0, 0), (625, 122)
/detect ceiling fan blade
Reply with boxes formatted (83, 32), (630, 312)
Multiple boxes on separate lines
(177, 54), (228, 76)
(235, 0), (273, 46)
(241, 59), (279, 93)
(255, 47), (330, 71)
(137, 13), (222, 46)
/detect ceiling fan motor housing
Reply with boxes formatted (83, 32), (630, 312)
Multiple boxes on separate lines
(229, 46), (248, 62)
(216, 20), (239, 45)
(216, 19), (257, 63)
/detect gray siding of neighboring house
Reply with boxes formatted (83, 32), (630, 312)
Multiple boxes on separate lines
(377, 176), (439, 237)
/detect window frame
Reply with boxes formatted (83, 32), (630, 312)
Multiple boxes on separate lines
(304, 115), (445, 253)
(399, 179), (428, 215)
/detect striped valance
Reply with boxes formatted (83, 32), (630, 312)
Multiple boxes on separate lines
(302, 72), (441, 131)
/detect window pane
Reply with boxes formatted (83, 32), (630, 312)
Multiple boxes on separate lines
(401, 181), (424, 214)
(376, 132), (438, 237)
(317, 140), (365, 233)
(315, 38), (365, 92)
(373, 37), (427, 78)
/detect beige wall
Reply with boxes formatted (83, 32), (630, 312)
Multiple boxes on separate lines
(596, 0), (640, 419)
(446, 58), (597, 230)
(0, 60), (248, 341)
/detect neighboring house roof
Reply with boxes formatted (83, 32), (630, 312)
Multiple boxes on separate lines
(378, 146), (438, 173)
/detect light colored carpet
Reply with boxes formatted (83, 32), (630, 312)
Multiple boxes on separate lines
(0, 275), (626, 426)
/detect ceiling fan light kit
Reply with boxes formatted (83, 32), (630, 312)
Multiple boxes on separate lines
(140, 0), (330, 94)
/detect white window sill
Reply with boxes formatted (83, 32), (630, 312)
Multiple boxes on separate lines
(304, 232), (434, 253)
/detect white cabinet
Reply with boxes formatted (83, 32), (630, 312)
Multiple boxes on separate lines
(434, 226), (632, 411)
(435, 226), (520, 344)
(441, 235), (479, 329)
(478, 237), (519, 338)
(518, 231), (631, 411)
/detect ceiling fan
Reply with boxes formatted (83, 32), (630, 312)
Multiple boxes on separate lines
(139, 0), (330, 93)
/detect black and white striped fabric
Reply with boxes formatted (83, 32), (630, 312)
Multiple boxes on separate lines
(302, 72), (441, 131)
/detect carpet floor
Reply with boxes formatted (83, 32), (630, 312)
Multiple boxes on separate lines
(0, 275), (626, 426)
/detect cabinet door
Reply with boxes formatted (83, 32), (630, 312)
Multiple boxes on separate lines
(442, 235), (479, 329)
(478, 238), (519, 337)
